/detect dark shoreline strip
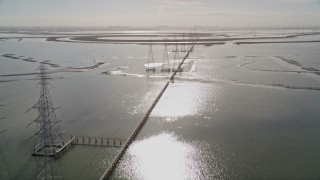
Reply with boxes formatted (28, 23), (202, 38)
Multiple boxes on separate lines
(0, 79), (19, 82)
(99, 44), (195, 180)
(235, 40), (320, 45)
(238, 57), (320, 74)
(276, 56), (320, 76)
(0, 61), (103, 77)
(0, 130), (7, 134)
(0, 73), (38, 77)
(68, 62), (105, 70)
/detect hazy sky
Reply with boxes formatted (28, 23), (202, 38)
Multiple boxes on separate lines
(0, 0), (319, 27)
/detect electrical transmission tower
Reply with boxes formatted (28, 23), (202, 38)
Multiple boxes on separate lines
(181, 33), (186, 52)
(30, 64), (64, 179)
(146, 40), (156, 72)
(34, 155), (63, 180)
(173, 43), (180, 71)
(31, 64), (64, 156)
(161, 40), (171, 72)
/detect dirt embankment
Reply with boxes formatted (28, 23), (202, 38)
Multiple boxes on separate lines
(235, 40), (320, 45)
(276, 56), (320, 76)
(67, 62), (105, 71)
(2, 54), (37, 62)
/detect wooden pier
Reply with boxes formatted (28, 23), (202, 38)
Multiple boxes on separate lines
(32, 136), (124, 158)
(72, 136), (124, 147)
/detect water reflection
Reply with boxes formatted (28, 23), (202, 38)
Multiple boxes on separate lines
(0, 148), (11, 179)
(151, 82), (218, 120)
(117, 132), (214, 180)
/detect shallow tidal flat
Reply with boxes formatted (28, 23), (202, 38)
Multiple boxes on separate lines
(0, 30), (320, 179)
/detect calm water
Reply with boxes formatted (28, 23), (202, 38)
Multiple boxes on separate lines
(0, 31), (320, 179)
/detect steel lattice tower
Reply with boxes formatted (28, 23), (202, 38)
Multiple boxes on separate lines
(31, 64), (64, 180)
(34, 156), (63, 180)
(173, 43), (180, 70)
(161, 40), (171, 72)
(146, 41), (156, 72)
(180, 33), (186, 52)
(32, 64), (64, 156)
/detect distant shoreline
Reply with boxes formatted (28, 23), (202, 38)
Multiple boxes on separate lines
(47, 32), (320, 45)
(235, 40), (320, 45)
(1, 31), (319, 45)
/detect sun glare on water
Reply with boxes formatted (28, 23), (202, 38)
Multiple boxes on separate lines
(118, 132), (206, 180)
(151, 82), (219, 121)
